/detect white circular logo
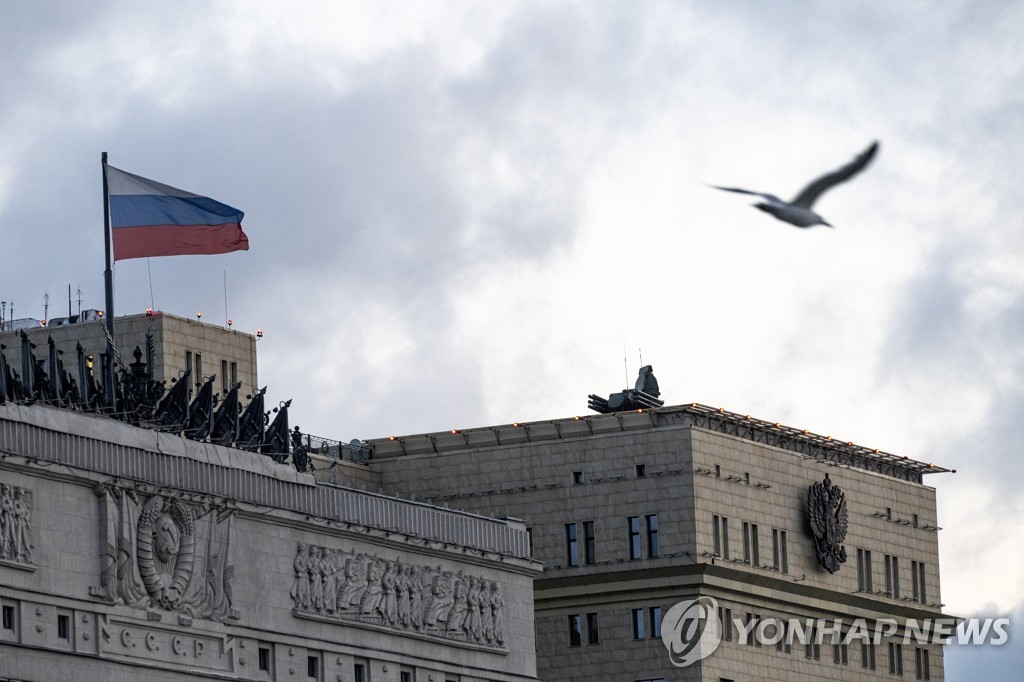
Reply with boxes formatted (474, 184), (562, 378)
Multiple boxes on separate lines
(661, 596), (722, 667)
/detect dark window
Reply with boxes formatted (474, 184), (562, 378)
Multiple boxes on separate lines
(889, 642), (904, 675)
(885, 555), (901, 599)
(568, 614), (582, 646)
(886, 507), (892, 521)
(194, 353), (203, 392)
(230, 361), (238, 386)
(354, 663), (366, 682)
(714, 464), (721, 477)
(717, 607), (733, 641)
(722, 516), (730, 560)
(221, 360), (229, 393)
(401, 673), (413, 682)
(650, 606), (662, 638)
(259, 647), (271, 671)
(631, 608), (645, 640)
(834, 641), (849, 665)
(915, 647), (930, 680)
(863, 639), (876, 670)
(566, 523), (579, 567)
(2, 605), (13, 630)
(307, 655), (319, 679)
(858, 548), (873, 592)
(776, 620), (791, 653)
(912, 561), (927, 604)
(526, 527), (534, 557)
(646, 514), (659, 558)
(805, 624), (820, 660)
(584, 521), (596, 565)
(913, 513), (919, 528)
(57, 614), (69, 640)
(635, 464), (646, 478)
(743, 522), (758, 565)
(628, 517), (641, 560)
(586, 612), (599, 644)
(713, 515), (722, 556)
(572, 470), (584, 485)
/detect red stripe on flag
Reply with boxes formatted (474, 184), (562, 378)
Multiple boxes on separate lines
(113, 224), (249, 261)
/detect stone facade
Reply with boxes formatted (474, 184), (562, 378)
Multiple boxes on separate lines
(357, 405), (947, 682)
(0, 403), (539, 682)
(0, 311), (258, 399)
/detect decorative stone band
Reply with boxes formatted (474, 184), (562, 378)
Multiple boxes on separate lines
(289, 542), (507, 651)
(0, 479), (34, 569)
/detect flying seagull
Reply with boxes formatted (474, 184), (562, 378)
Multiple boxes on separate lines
(711, 141), (879, 228)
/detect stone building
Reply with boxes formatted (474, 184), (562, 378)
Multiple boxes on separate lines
(0, 311), (258, 401)
(0, 403), (539, 681)
(342, 403), (948, 681)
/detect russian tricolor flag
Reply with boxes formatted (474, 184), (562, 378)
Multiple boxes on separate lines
(105, 164), (248, 261)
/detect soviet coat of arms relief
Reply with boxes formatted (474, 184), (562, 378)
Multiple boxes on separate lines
(93, 484), (237, 622)
(807, 473), (849, 574)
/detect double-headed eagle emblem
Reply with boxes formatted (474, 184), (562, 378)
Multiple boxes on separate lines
(807, 474), (848, 573)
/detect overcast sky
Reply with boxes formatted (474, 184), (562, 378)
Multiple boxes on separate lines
(1, 2), (1022, 676)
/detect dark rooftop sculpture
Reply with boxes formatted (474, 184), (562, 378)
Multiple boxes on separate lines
(587, 364), (665, 414)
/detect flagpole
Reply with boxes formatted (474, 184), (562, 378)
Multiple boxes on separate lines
(101, 152), (117, 406)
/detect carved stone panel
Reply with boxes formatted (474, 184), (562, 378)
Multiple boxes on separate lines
(290, 542), (506, 650)
(94, 485), (237, 622)
(0, 480), (35, 570)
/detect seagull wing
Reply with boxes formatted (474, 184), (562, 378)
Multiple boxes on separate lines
(708, 185), (785, 206)
(789, 141), (879, 208)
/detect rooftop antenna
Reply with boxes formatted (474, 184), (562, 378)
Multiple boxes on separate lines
(622, 332), (629, 388)
(223, 269), (228, 327)
(43, 291), (49, 323)
(68, 284), (72, 320)
(639, 346), (643, 368)
(76, 288), (82, 317)
(147, 258), (155, 310)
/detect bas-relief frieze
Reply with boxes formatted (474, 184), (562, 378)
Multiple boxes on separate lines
(290, 543), (507, 649)
(93, 484), (237, 622)
(0, 480), (34, 570)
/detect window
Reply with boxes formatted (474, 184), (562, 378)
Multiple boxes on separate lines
(401, 673), (413, 682)
(194, 353), (203, 390)
(742, 522), (759, 565)
(742, 613), (754, 645)
(886, 507), (892, 521)
(646, 514), (659, 558)
(526, 527), (534, 557)
(885, 555), (900, 598)
(713, 515), (731, 559)
(635, 464), (646, 478)
(572, 470), (584, 485)
(721, 516), (730, 559)
(185, 351), (194, 398)
(566, 523), (579, 567)
(779, 530), (787, 574)
(912, 561), (927, 603)
(833, 641), (849, 665)
(259, 646), (271, 672)
(805, 623), (820, 660)
(714, 464), (721, 477)
(913, 513), (919, 528)
(230, 361), (238, 387)
(584, 521), (596, 565)
(631, 608), (645, 640)
(586, 612), (599, 645)
(915, 646), (930, 680)
(57, 614), (70, 640)
(2, 604), (14, 631)
(353, 660), (367, 682)
(650, 606), (662, 638)
(717, 606), (733, 641)
(307, 654), (319, 679)
(713, 515), (722, 556)
(776, 620), (791, 653)
(628, 517), (641, 560)
(862, 639), (876, 670)
(221, 360), (229, 393)
(568, 614), (582, 646)
(889, 641), (904, 675)
(857, 548), (873, 592)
